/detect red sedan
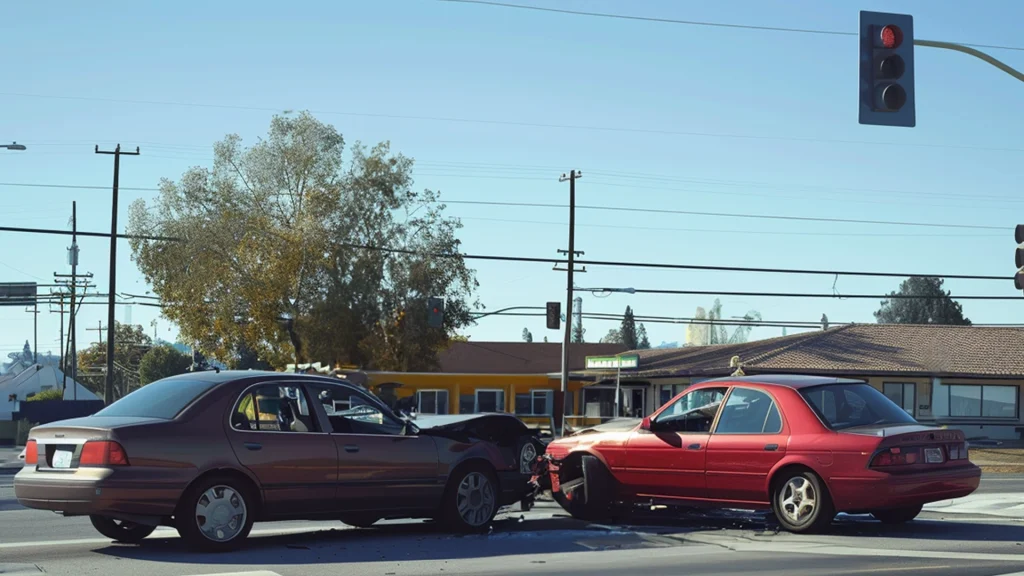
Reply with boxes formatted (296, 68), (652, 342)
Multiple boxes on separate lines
(546, 375), (980, 533)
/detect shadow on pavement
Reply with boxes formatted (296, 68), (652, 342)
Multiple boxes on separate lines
(93, 515), (654, 566)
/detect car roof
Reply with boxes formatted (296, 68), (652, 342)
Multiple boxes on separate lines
(696, 374), (866, 389)
(161, 369), (356, 387)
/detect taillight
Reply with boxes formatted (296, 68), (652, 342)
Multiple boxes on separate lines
(948, 442), (969, 460)
(24, 440), (37, 465)
(80, 441), (130, 466)
(871, 446), (919, 467)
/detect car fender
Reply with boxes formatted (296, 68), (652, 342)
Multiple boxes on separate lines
(562, 444), (613, 471)
(763, 453), (832, 495)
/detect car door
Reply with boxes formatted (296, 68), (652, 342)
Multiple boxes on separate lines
(705, 386), (789, 504)
(622, 386), (728, 500)
(226, 382), (339, 518)
(305, 381), (442, 513)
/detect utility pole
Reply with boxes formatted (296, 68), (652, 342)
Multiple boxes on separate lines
(25, 302), (39, 364)
(96, 144), (140, 405)
(555, 170), (583, 433)
(55, 270), (93, 401)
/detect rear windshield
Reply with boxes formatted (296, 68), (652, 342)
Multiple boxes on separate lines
(800, 383), (917, 431)
(94, 377), (218, 419)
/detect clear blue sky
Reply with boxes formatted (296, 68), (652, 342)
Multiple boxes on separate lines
(0, 0), (1021, 358)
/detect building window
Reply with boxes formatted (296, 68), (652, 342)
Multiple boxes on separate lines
(459, 394), (475, 414)
(659, 385), (686, 408)
(475, 389), (505, 413)
(516, 390), (553, 416)
(932, 383), (1017, 419)
(416, 390), (449, 415)
(883, 382), (916, 415)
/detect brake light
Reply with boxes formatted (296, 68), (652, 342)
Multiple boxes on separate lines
(24, 440), (37, 465)
(871, 446), (919, 467)
(949, 442), (969, 460)
(80, 441), (130, 466)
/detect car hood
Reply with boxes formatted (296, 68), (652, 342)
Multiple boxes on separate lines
(412, 413), (502, 429)
(565, 417), (641, 437)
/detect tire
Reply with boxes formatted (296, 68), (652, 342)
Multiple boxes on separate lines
(340, 515), (379, 528)
(442, 463), (500, 533)
(89, 515), (157, 544)
(175, 475), (256, 552)
(556, 455), (624, 523)
(771, 469), (834, 534)
(871, 505), (922, 524)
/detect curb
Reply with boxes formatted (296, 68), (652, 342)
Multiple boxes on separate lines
(0, 466), (21, 476)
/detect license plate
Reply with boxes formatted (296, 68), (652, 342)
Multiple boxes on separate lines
(924, 447), (944, 464)
(51, 449), (74, 469)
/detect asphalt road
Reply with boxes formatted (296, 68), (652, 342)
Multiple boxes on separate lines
(3, 474), (1024, 576)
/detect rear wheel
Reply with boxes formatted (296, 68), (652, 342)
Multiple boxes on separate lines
(175, 476), (255, 552)
(871, 505), (922, 524)
(442, 464), (499, 533)
(771, 469), (834, 534)
(89, 515), (156, 544)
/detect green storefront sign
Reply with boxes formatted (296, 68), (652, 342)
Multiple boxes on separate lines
(585, 354), (639, 370)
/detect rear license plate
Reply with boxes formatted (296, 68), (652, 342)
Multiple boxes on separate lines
(924, 447), (944, 464)
(52, 448), (74, 469)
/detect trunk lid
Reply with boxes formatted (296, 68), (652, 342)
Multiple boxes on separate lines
(26, 417), (163, 472)
(847, 424), (971, 471)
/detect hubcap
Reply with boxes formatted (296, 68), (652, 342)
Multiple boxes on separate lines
(456, 472), (496, 527)
(195, 485), (247, 542)
(520, 443), (538, 474)
(779, 477), (816, 525)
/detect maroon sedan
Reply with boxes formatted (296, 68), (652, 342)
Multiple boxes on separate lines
(545, 375), (980, 533)
(15, 371), (545, 551)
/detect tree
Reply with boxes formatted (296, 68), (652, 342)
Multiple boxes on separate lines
(521, 328), (533, 343)
(77, 322), (152, 399)
(21, 341), (32, 364)
(686, 299), (762, 346)
(128, 111), (479, 371)
(571, 313), (585, 343)
(620, 306), (638, 350)
(875, 276), (971, 325)
(230, 341), (273, 370)
(600, 328), (622, 344)
(637, 323), (651, 349)
(138, 345), (193, 385)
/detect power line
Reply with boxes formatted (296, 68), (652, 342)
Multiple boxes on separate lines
(617, 288), (1019, 300)
(439, 0), (1024, 52)
(442, 200), (1010, 231)
(336, 242), (1013, 283)
(1, 181), (1007, 233)
(1, 92), (1021, 153)
(0, 224), (178, 242)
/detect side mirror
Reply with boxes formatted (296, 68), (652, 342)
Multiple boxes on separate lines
(640, 416), (652, 431)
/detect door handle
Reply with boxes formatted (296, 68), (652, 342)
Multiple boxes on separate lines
(687, 443), (702, 450)
(344, 444), (360, 453)
(764, 444), (779, 452)
(244, 442), (262, 451)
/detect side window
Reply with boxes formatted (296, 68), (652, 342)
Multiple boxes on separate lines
(307, 383), (405, 436)
(652, 387), (727, 433)
(232, 384), (319, 433)
(714, 388), (782, 434)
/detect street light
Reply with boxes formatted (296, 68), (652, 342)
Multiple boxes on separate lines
(575, 286), (636, 295)
(2, 142), (26, 151)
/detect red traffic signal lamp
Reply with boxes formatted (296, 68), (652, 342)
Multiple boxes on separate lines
(427, 297), (444, 329)
(859, 11), (915, 127)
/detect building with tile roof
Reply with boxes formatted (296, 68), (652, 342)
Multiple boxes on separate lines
(564, 324), (1024, 440)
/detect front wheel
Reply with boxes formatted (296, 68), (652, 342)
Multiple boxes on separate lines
(871, 505), (922, 524)
(90, 515), (156, 544)
(771, 470), (834, 534)
(175, 476), (255, 552)
(442, 465), (499, 532)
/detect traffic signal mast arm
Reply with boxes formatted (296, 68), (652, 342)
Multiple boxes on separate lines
(916, 40), (1024, 84)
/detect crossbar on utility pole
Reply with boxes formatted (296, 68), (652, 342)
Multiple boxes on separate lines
(96, 144), (140, 405)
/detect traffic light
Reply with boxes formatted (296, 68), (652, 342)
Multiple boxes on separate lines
(1016, 224), (1024, 291)
(546, 301), (561, 330)
(859, 11), (915, 127)
(427, 297), (444, 328)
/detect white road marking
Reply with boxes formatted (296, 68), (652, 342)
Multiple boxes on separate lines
(681, 532), (1024, 563)
(181, 572), (282, 576)
(925, 493), (1024, 518)
(0, 525), (347, 550)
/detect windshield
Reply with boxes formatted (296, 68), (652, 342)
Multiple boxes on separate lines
(93, 377), (218, 419)
(800, 383), (918, 431)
